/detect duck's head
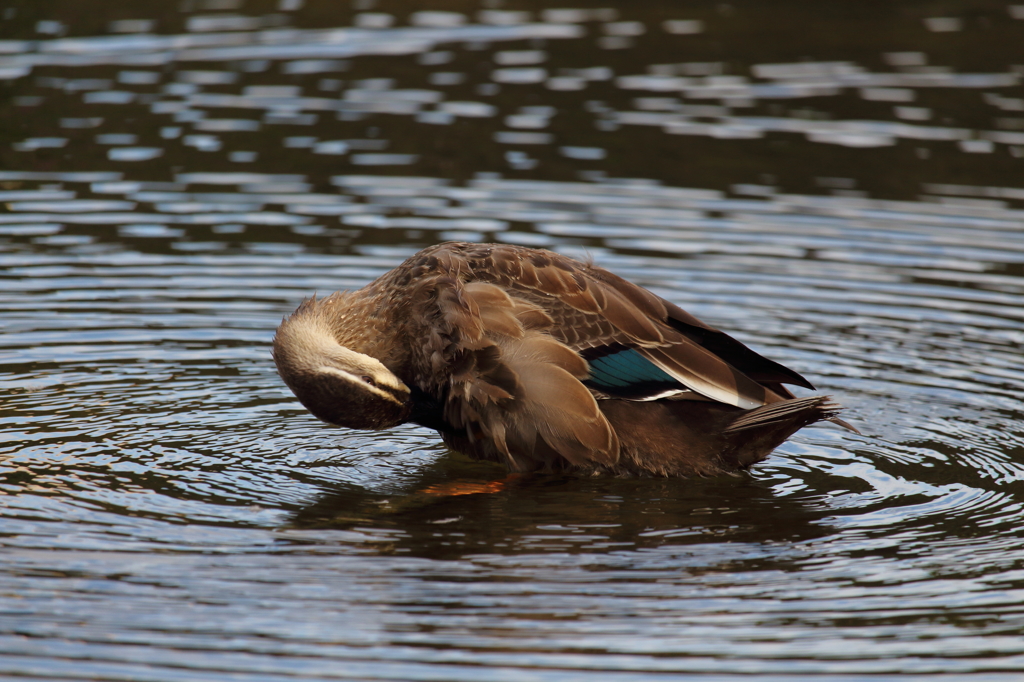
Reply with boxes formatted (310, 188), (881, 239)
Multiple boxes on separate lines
(272, 300), (412, 430)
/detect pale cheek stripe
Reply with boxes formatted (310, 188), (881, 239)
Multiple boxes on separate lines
(315, 366), (406, 406)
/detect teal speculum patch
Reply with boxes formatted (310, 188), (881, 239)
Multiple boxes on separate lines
(582, 347), (683, 399)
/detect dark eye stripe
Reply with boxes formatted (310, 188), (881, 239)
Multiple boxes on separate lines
(376, 383), (409, 401)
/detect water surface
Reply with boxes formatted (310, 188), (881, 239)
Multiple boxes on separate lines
(3, 1), (1024, 680)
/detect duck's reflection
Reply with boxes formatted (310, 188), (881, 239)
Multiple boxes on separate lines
(289, 450), (834, 560)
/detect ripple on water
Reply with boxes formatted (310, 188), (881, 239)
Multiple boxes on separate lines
(3, 3), (1024, 680)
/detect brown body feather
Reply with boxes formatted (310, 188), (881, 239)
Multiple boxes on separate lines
(273, 242), (851, 477)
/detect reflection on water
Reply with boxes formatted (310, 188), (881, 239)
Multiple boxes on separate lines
(2, 1), (1024, 680)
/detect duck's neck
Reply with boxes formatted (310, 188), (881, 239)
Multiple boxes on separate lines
(315, 286), (409, 372)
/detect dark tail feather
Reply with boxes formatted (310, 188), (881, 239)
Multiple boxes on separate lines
(724, 395), (841, 433)
(828, 415), (860, 434)
(721, 395), (846, 470)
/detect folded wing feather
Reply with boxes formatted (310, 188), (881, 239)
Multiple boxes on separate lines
(437, 279), (619, 468)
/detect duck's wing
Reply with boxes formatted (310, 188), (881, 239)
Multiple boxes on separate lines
(430, 242), (809, 410)
(579, 267), (814, 405)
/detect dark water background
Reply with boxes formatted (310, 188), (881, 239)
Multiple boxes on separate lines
(3, 1), (1024, 679)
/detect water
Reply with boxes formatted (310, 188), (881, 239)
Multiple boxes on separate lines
(2, 1), (1024, 679)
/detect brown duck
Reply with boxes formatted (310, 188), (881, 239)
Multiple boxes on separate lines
(273, 242), (851, 477)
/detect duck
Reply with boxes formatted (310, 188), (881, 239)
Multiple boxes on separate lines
(273, 242), (852, 477)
